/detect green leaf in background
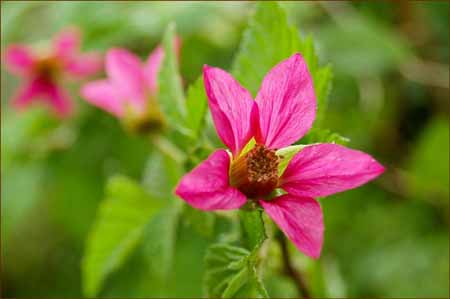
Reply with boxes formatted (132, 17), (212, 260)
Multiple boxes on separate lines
(239, 209), (267, 251)
(141, 148), (183, 198)
(204, 244), (268, 298)
(82, 176), (166, 297)
(231, 1), (333, 128)
(158, 23), (186, 132)
(301, 128), (350, 145)
(185, 77), (208, 140)
(183, 204), (216, 238)
(407, 117), (449, 207)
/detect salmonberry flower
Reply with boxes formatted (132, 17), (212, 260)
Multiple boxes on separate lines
(3, 28), (102, 117)
(81, 38), (180, 134)
(176, 53), (384, 258)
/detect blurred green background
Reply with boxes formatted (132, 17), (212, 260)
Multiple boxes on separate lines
(1, 1), (448, 298)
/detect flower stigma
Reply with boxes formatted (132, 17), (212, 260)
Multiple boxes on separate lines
(230, 143), (280, 198)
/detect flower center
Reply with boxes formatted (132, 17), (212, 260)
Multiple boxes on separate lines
(34, 56), (61, 81)
(230, 144), (279, 198)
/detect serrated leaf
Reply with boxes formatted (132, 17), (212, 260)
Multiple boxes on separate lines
(82, 176), (166, 297)
(141, 205), (180, 285)
(185, 77), (208, 139)
(204, 243), (268, 298)
(231, 1), (332, 128)
(158, 23), (186, 130)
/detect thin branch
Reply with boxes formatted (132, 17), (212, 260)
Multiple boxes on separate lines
(151, 134), (186, 163)
(277, 233), (311, 299)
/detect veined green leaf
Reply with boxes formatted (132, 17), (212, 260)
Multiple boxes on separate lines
(158, 23), (186, 131)
(204, 243), (268, 298)
(185, 77), (208, 140)
(231, 1), (333, 128)
(82, 176), (166, 297)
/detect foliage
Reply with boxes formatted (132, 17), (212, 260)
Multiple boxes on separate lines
(82, 176), (167, 296)
(1, 1), (448, 298)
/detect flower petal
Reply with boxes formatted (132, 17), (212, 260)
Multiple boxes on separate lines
(45, 84), (73, 118)
(3, 44), (36, 75)
(53, 27), (81, 60)
(203, 65), (256, 157)
(260, 195), (323, 259)
(65, 52), (103, 77)
(106, 48), (146, 111)
(175, 149), (247, 211)
(144, 36), (181, 93)
(255, 53), (316, 149)
(144, 46), (163, 93)
(82, 80), (124, 117)
(11, 78), (72, 117)
(281, 143), (385, 198)
(11, 79), (43, 110)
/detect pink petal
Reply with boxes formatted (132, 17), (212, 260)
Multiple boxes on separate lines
(203, 65), (256, 157)
(281, 143), (385, 198)
(260, 195), (323, 259)
(144, 46), (163, 93)
(3, 44), (36, 75)
(175, 149), (247, 211)
(106, 48), (146, 112)
(53, 27), (81, 60)
(45, 83), (73, 118)
(144, 36), (181, 94)
(255, 53), (316, 149)
(11, 78), (73, 118)
(65, 52), (103, 78)
(81, 80), (124, 117)
(11, 79), (43, 110)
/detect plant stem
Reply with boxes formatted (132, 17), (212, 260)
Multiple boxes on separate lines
(277, 233), (311, 298)
(151, 134), (186, 163)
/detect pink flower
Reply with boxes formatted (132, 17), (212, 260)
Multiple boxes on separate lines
(81, 38), (181, 133)
(3, 28), (102, 118)
(175, 53), (385, 258)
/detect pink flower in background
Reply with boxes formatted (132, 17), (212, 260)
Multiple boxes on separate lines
(3, 28), (102, 118)
(81, 38), (181, 122)
(176, 53), (384, 258)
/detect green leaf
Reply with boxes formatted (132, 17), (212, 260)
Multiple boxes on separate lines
(142, 148), (183, 199)
(183, 204), (215, 238)
(231, 1), (332, 128)
(407, 118), (449, 204)
(301, 128), (350, 145)
(313, 65), (333, 126)
(185, 77), (208, 139)
(158, 23), (186, 131)
(204, 243), (268, 298)
(141, 205), (180, 286)
(82, 176), (166, 297)
(239, 209), (267, 250)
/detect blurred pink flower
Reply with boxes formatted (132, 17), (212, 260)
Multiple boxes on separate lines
(81, 38), (181, 121)
(3, 28), (102, 118)
(176, 53), (385, 259)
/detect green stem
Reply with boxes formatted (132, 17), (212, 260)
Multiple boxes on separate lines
(151, 135), (186, 164)
(276, 233), (311, 299)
